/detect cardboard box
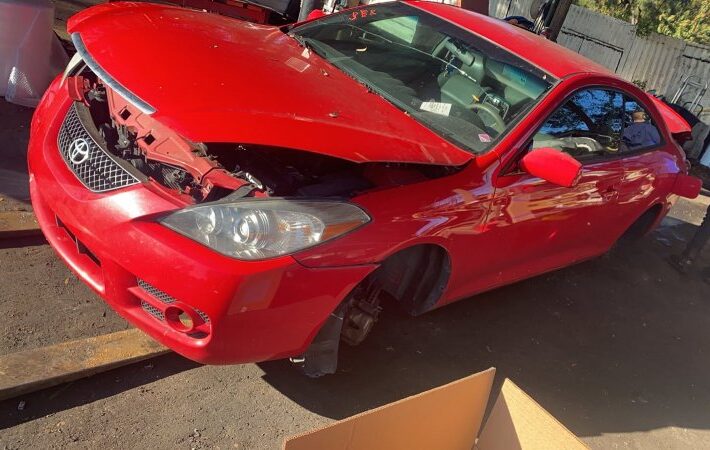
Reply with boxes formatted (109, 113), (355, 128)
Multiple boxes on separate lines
(283, 367), (587, 450)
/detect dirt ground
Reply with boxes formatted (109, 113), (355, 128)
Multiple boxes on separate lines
(1, 4), (710, 448)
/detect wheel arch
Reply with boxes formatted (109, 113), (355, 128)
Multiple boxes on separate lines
(370, 243), (452, 316)
(623, 202), (667, 240)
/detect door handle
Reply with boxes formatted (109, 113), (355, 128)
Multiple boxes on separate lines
(600, 184), (619, 201)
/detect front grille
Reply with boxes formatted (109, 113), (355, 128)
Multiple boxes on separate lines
(57, 104), (140, 192)
(137, 278), (210, 323)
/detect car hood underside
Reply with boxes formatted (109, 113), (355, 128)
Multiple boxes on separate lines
(67, 3), (474, 166)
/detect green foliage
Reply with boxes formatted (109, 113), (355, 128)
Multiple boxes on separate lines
(656, 1), (710, 44)
(632, 79), (647, 90)
(575, 0), (709, 44)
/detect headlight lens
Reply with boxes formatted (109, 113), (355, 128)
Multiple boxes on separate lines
(159, 199), (370, 260)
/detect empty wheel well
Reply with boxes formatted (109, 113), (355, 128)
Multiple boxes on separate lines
(623, 203), (664, 240)
(297, 245), (450, 376)
(373, 244), (451, 316)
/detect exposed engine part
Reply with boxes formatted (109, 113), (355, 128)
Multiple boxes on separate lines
(73, 70), (246, 201)
(295, 245), (451, 376)
(237, 170), (265, 191)
(71, 67), (462, 204)
(341, 279), (383, 346)
(208, 143), (374, 197)
(293, 276), (383, 377)
(97, 116), (199, 196)
(85, 81), (106, 103)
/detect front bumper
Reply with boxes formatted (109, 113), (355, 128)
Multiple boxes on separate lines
(28, 78), (375, 364)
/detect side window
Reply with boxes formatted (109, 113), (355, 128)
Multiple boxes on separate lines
(532, 88), (624, 161)
(621, 96), (662, 151)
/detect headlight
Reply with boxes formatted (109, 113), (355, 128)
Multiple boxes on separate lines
(159, 199), (370, 260)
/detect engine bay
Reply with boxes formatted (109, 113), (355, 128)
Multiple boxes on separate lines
(65, 69), (460, 203)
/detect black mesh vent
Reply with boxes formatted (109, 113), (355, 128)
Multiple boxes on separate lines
(137, 278), (176, 304)
(137, 278), (210, 323)
(141, 300), (165, 321)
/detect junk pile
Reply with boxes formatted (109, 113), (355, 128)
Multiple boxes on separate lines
(661, 75), (710, 171)
(0, 0), (68, 107)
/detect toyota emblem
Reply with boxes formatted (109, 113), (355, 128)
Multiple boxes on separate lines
(68, 138), (90, 165)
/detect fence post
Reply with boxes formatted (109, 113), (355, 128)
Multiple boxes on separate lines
(547, 0), (572, 42)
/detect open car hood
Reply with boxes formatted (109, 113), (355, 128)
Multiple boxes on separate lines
(67, 3), (473, 166)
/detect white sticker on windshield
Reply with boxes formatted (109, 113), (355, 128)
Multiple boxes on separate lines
(286, 57), (309, 73)
(420, 101), (451, 116)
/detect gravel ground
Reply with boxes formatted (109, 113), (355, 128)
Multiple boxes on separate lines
(0, 244), (128, 356)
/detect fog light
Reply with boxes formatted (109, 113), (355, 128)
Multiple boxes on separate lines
(178, 311), (193, 328)
(165, 306), (195, 333)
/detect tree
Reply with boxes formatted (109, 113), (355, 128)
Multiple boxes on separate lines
(574, 0), (709, 44)
(656, 0), (710, 44)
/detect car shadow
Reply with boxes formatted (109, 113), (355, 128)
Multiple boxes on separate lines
(257, 218), (710, 439)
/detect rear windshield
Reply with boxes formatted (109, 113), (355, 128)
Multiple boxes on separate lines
(290, 2), (555, 154)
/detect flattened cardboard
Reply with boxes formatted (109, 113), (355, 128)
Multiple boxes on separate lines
(283, 367), (496, 450)
(477, 379), (588, 450)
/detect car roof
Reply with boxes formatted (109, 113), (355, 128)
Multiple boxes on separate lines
(406, 1), (612, 79)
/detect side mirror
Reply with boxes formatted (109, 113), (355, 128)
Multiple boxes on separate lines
(520, 148), (582, 188)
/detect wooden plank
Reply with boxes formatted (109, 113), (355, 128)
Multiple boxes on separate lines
(0, 210), (42, 239)
(0, 329), (169, 401)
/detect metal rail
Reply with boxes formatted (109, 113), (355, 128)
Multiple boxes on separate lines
(0, 211), (41, 239)
(0, 329), (169, 402)
(670, 75), (708, 116)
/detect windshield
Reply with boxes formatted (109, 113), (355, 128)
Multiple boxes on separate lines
(290, 2), (555, 154)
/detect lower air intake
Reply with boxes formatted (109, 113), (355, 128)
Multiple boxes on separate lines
(137, 278), (210, 323)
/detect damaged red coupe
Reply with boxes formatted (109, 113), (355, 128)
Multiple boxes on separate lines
(29, 1), (700, 375)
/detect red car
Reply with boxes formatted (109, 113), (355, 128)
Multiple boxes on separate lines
(29, 1), (700, 375)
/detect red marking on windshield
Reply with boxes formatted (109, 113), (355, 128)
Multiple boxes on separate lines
(348, 8), (377, 21)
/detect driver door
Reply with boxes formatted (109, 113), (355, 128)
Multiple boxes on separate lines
(480, 88), (629, 287)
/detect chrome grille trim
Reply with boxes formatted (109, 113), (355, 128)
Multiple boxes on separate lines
(58, 104), (140, 192)
(71, 33), (156, 115)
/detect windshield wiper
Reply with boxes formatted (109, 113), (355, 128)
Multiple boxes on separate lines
(289, 33), (333, 61)
(289, 33), (311, 50)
